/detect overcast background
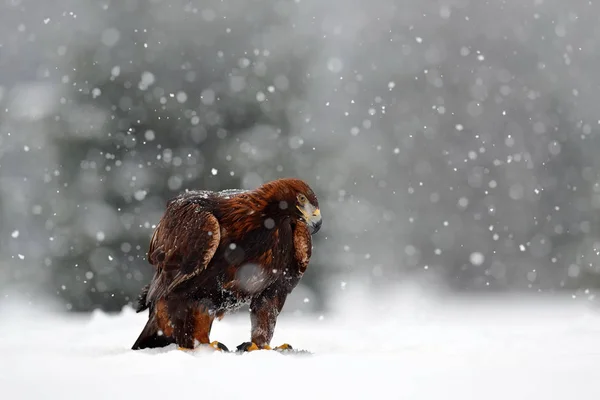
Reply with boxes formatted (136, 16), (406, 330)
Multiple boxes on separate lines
(1, 0), (600, 314)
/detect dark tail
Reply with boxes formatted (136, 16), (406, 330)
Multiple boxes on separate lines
(135, 284), (151, 313)
(131, 314), (174, 350)
(131, 283), (174, 350)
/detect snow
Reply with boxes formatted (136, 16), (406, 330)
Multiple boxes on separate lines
(2, 288), (600, 399)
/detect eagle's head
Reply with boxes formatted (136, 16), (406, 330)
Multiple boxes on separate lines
(293, 189), (321, 235)
(259, 178), (322, 235)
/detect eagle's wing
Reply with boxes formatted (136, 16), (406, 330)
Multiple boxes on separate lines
(145, 201), (221, 303)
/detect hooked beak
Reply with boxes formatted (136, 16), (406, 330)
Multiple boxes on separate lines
(299, 205), (322, 235)
(309, 209), (322, 234)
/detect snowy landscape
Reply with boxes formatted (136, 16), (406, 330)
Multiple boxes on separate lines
(3, 0), (600, 398)
(3, 286), (600, 400)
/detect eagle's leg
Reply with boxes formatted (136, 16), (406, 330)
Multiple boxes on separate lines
(237, 289), (292, 352)
(169, 301), (228, 351)
(192, 307), (229, 352)
(169, 305), (195, 350)
(167, 300), (196, 350)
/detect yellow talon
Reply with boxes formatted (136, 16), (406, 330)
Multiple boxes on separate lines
(274, 343), (293, 351)
(246, 343), (260, 352)
(237, 342), (272, 352)
(209, 341), (228, 351)
(178, 342), (229, 352)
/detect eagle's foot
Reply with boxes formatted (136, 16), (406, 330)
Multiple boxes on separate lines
(273, 343), (293, 352)
(177, 341), (229, 352)
(236, 342), (294, 352)
(209, 341), (229, 352)
(236, 342), (272, 352)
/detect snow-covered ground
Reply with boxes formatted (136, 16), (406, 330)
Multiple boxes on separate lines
(2, 286), (600, 400)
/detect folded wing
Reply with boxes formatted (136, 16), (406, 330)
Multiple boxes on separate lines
(145, 201), (221, 304)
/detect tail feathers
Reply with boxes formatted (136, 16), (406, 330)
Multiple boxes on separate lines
(135, 284), (151, 313)
(131, 316), (174, 350)
(132, 283), (175, 350)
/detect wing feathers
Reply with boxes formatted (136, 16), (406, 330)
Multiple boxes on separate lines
(145, 203), (221, 304)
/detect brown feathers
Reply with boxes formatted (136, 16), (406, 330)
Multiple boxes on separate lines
(132, 178), (322, 351)
(293, 222), (312, 274)
(146, 207), (221, 303)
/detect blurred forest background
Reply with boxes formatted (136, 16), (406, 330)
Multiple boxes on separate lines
(2, 0), (600, 313)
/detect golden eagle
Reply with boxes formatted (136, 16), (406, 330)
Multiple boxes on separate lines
(132, 178), (322, 352)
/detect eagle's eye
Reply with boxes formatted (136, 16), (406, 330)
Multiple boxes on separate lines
(297, 193), (308, 204)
